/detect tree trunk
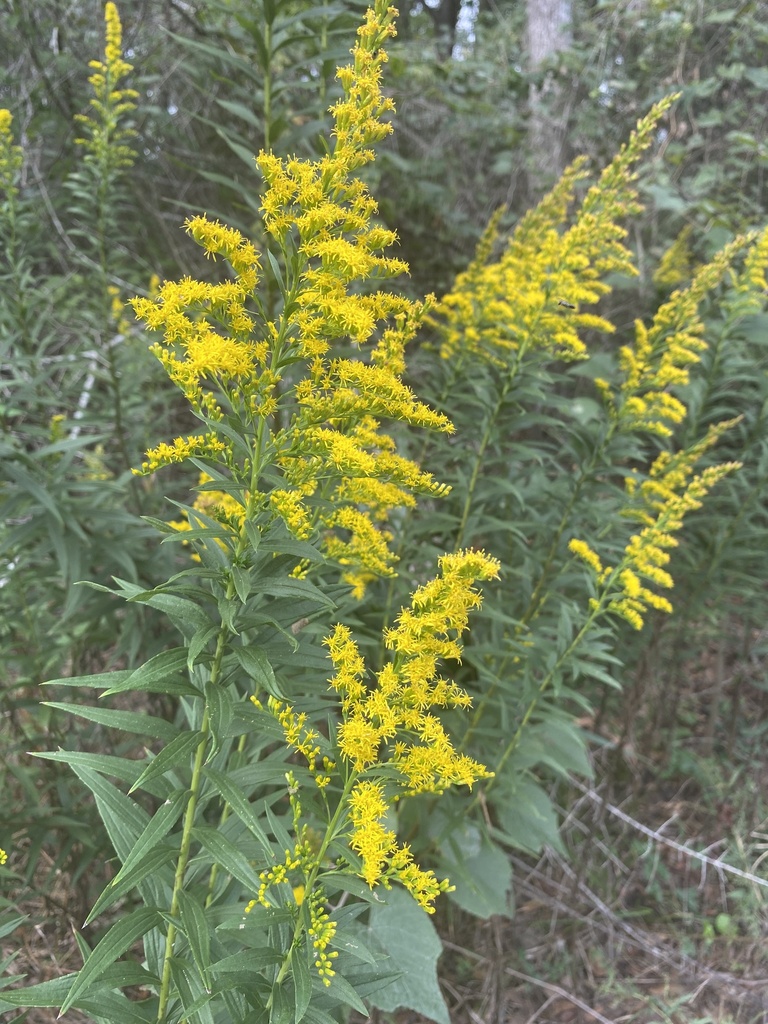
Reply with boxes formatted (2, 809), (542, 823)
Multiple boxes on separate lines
(526, 0), (573, 191)
(424, 0), (463, 61)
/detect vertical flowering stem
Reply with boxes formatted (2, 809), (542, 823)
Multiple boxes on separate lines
(0, 110), (30, 348)
(156, 709), (211, 1022)
(73, 3), (141, 490)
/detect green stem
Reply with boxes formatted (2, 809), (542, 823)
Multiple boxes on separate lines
(156, 708), (211, 1022)
(266, 773), (356, 1004)
(263, 19), (273, 153)
(156, 617), (232, 1021)
(453, 377), (511, 552)
(472, 607), (602, 810)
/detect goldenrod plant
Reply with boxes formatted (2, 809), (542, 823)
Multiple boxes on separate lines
(608, 225), (768, 750)
(376, 107), (768, 904)
(0, 3), (165, 686)
(0, 5), (180, 921)
(1, 3), (498, 1021)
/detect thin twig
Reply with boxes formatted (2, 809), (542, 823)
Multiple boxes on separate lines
(571, 779), (768, 890)
(504, 965), (616, 1024)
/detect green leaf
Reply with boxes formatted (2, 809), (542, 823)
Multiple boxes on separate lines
(188, 625), (220, 671)
(265, 247), (285, 293)
(59, 907), (159, 1014)
(493, 777), (565, 856)
(169, 957), (216, 1024)
(44, 669), (132, 690)
(291, 944), (312, 1023)
(99, 790), (185, 878)
(265, 804), (292, 852)
(233, 646), (286, 699)
(209, 948), (282, 974)
(366, 888), (449, 1024)
(3, 462), (64, 524)
(215, 97), (265, 131)
(78, 990), (156, 1023)
(33, 750), (155, 790)
(129, 731), (205, 793)
(260, 576), (335, 607)
(0, 974), (76, 1007)
(101, 648), (193, 696)
(510, 718), (593, 779)
(191, 825), (264, 890)
(114, 582), (211, 640)
(42, 702), (179, 742)
(205, 682), (233, 753)
(231, 564), (252, 603)
(202, 766), (273, 856)
(86, 845), (176, 923)
(177, 890), (212, 989)
(438, 825), (514, 919)
(70, 765), (149, 860)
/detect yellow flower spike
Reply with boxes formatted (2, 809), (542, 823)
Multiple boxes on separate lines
(571, 420), (741, 630)
(434, 99), (676, 368)
(133, 0), (453, 587)
(322, 551), (497, 906)
(0, 110), (22, 200)
(348, 780), (397, 886)
(568, 538), (604, 577)
(75, 3), (138, 170)
(607, 238), (749, 437)
(654, 225), (694, 289)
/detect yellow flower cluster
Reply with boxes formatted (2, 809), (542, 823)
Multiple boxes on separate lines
(597, 238), (747, 438)
(108, 284), (131, 333)
(571, 420), (741, 629)
(132, 0), (452, 591)
(722, 224), (768, 318)
(434, 97), (676, 368)
(74, 3), (138, 171)
(653, 225), (694, 289)
(243, 775), (339, 984)
(322, 549), (498, 909)
(306, 886), (339, 983)
(254, 696), (336, 787)
(347, 781), (453, 911)
(0, 109), (22, 201)
(0, 848), (7, 866)
(138, 434), (227, 475)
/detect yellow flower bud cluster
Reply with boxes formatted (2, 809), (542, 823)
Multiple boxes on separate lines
(138, 434), (227, 475)
(243, 774), (339, 983)
(722, 224), (768, 318)
(653, 225), (694, 289)
(306, 887), (339, 984)
(433, 98), (677, 369)
(254, 696), (336, 788)
(347, 780), (454, 912)
(0, 110), (22, 201)
(132, 0), (453, 590)
(74, 3), (138, 171)
(571, 420), (741, 630)
(320, 550), (498, 909)
(609, 238), (747, 437)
